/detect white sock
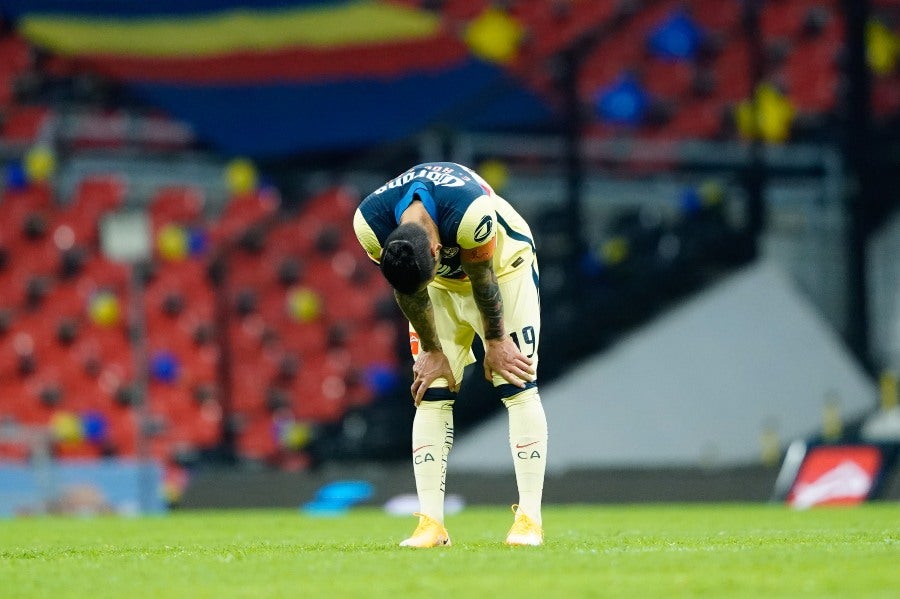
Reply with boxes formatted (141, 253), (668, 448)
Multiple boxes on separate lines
(504, 389), (547, 525)
(410, 399), (454, 523)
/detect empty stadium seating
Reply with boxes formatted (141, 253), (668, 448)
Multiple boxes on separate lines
(0, 165), (400, 469)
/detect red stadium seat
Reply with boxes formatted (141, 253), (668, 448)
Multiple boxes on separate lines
(235, 412), (279, 461)
(265, 218), (317, 257)
(40, 280), (88, 320)
(689, 0), (741, 33)
(53, 175), (128, 248)
(211, 187), (280, 245)
(104, 405), (139, 456)
(70, 174), (128, 215)
(292, 389), (348, 424)
(284, 349), (354, 423)
(0, 259), (55, 311)
(0, 199), (52, 244)
(145, 331), (218, 390)
(146, 383), (189, 419)
(50, 209), (103, 249)
(641, 59), (695, 101)
(0, 380), (53, 426)
(652, 98), (726, 140)
(301, 258), (363, 319)
(300, 186), (360, 227)
(440, 0), (491, 22)
(0, 439), (30, 461)
(78, 256), (131, 293)
(346, 321), (401, 367)
(277, 319), (329, 358)
(0, 35), (33, 74)
(0, 105), (51, 143)
(144, 261), (217, 326)
(873, 75), (900, 118)
(0, 182), (53, 213)
(712, 40), (753, 102)
(760, 0), (835, 40)
(192, 397), (223, 447)
(14, 235), (60, 275)
(225, 247), (275, 289)
(56, 367), (111, 412)
(581, 39), (644, 94)
(230, 374), (269, 413)
(520, 0), (618, 58)
(781, 39), (840, 113)
(76, 324), (134, 378)
(149, 185), (205, 225)
(54, 438), (103, 460)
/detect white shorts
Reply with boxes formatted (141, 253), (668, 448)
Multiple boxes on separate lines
(408, 264), (540, 400)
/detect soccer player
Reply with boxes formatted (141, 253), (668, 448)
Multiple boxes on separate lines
(353, 162), (547, 547)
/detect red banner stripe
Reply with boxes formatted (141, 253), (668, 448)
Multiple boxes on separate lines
(50, 34), (468, 84)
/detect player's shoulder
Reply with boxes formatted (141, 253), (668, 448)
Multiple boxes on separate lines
(353, 204), (384, 263)
(354, 184), (399, 249)
(456, 194), (497, 249)
(421, 163), (488, 207)
(357, 183), (396, 220)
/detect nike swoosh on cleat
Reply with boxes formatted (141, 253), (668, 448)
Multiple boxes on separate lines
(412, 444), (434, 453)
(515, 441), (539, 449)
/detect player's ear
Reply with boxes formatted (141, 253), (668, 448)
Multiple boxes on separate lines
(431, 243), (442, 259)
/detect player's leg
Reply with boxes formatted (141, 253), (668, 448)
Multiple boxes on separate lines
(402, 286), (475, 547)
(503, 386), (547, 546)
(497, 269), (547, 544)
(409, 286), (475, 524)
(402, 396), (454, 547)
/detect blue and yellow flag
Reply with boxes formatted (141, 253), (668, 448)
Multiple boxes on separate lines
(3, 0), (554, 157)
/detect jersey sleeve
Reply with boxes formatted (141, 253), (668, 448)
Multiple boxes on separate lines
(455, 194), (496, 250)
(353, 207), (383, 263)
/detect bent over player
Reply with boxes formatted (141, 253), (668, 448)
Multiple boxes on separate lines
(353, 162), (548, 547)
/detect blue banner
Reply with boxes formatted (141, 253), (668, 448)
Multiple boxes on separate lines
(130, 60), (553, 157)
(0, 459), (166, 517)
(0, 0), (342, 19)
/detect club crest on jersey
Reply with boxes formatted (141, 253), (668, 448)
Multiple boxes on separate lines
(474, 215), (493, 242)
(441, 247), (459, 258)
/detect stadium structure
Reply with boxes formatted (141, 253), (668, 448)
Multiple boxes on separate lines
(0, 0), (898, 513)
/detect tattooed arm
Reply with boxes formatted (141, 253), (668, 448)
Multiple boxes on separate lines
(394, 287), (457, 405)
(461, 258), (505, 340)
(461, 251), (535, 388)
(394, 287), (442, 351)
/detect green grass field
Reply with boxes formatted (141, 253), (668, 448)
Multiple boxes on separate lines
(1, 503), (897, 598)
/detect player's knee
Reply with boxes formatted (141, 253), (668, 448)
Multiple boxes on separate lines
(421, 387), (458, 403)
(417, 398), (455, 410)
(501, 386), (540, 408)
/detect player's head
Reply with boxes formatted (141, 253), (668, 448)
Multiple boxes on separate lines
(380, 222), (438, 294)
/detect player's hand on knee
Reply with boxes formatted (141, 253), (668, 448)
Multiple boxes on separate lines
(411, 350), (458, 406)
(484, 336), (535, 388)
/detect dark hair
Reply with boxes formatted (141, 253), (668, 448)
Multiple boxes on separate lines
(380, 222), (435, 294)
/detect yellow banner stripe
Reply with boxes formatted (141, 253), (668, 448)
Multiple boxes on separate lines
(21, 1), (441, 57)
